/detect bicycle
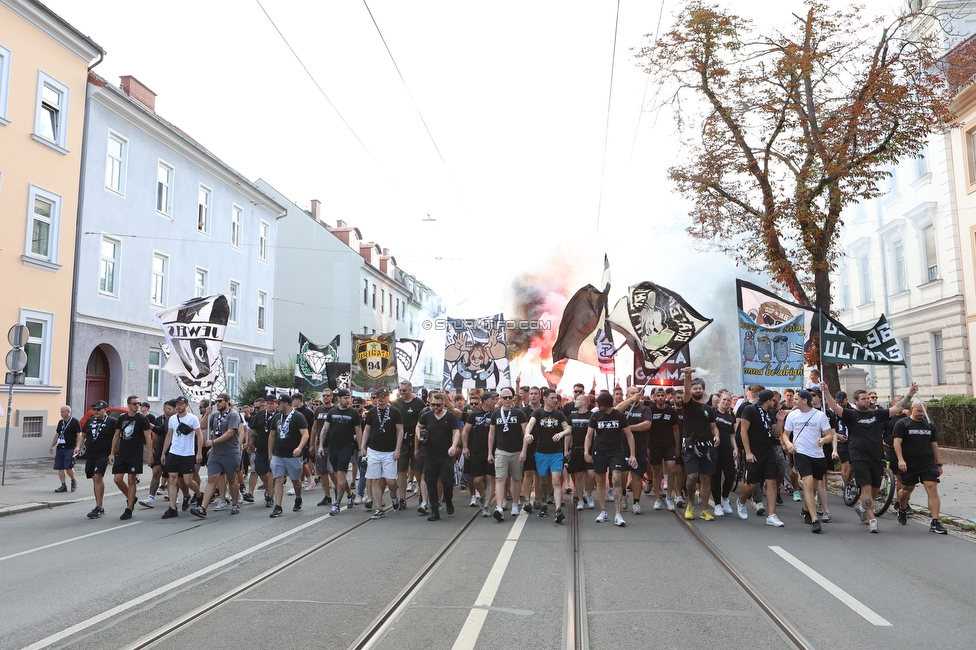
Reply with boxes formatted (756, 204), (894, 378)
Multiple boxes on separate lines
(842, 458), (895, 516)
(730, 449), (746, 493)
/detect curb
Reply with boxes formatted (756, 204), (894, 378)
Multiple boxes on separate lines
(0, 497), (89, 517)
(824, 474), (975, 532)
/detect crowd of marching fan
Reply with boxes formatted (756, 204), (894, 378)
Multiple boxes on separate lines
(51, 371), (947, 535)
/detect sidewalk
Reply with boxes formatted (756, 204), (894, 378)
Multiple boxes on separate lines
(3, 456), (976, 528)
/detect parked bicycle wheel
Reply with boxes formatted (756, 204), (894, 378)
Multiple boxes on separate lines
(843, 475), (860, 507)
(875, 467), (896, 516)
(730, 453), (745, 493)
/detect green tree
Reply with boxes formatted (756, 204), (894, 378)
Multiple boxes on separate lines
(638, 0), (964, 391)
(237, 361), (317, 408)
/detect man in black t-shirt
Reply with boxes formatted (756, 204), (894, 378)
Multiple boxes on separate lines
(526, 389), (571, 522)
(647, 387), (680, 511)
(393, 381), (426, 505)
(82, 401), (118, 519)
(566, 394), (596, 511)
(735, 390), (785, 526)
(463, 392), (498, 517)
(360, 387), (402, 517)
(140, 400), (176, 509)
(109, 395), (153, 521)
(616, 386), (652, 514)
(584, 393), (637, 527)
(487, 386), (530, 521)
(319, 389), (363, 514)
(269, 395), (310, 518)
(418, 391), (461, 521)
(893, 402), (946, 533)
(827, 383), (916, 532)
(50, 405), (81, 493)
(680, 368), (720, 522)
(248, 397), (277, 508)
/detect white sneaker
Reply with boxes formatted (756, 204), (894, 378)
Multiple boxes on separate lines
(586, 495), (595, 509)
(576, 499), (584, 511)
(354, 494), (363, 505)
(713, 504), (724, 517)
(665, 497), (675, 512)
(511, 503), (520, 517)
(721, 499), (733, 514)
(470, 495), (478, 507)
(632, 501), (643, 515)
(214, 500), (228, 511)
(287, 487), (296, 496)
(614, 513), (626, 527)
(502, 500), (508, 510)
(595, 511), (608, 523)
(766, 513), (784, 527)
(653, 499), (663, 511)
(736, 500), (748, 520)
(138, 495), (155, 508)
(406, 481), (415, 493)
(755, 502), (766, 516)
(607, 491), (614, 502)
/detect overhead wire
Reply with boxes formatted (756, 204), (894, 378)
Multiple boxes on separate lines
(595, 0), (622, 233)
(361, 0), (471, 218)
(627, 0), (667, 170)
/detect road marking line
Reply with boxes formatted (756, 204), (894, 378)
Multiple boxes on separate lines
(451, 515), (528, 650)
(22, 515), (330, 650)
(769, 546), (891, 627)
(0, 522), (143, 562)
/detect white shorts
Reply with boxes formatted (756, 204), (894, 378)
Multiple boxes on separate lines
(365, 450), (396, 480)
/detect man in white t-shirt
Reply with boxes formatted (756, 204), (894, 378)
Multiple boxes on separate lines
(782, 390), (834, 533)
(160, 396), (203, 519)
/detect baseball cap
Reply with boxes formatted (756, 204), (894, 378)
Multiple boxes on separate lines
(375, 387), (390, 396)
(335, 388), (351, 397)
(796, 389), (812, 402)
(481, 390), (498, 401)
(175, 396), (189, 404)
(807, 386), (822, 395)
(90, 400), (108, 410)
(756, 390), (775, 404)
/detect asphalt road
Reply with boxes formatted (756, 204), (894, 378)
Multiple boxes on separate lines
(2, 488), (973, 650)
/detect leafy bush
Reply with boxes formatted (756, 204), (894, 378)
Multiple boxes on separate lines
(924, 396), (976, 448)
(237, 361), (318, 408)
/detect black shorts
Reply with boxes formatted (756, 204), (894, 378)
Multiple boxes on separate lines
(822, 442), (833, 467)
(591, 451), (626, 475)
(793, 453), (827, 481)
(852, 458), (882, 489)
(631, 455), (648, 478)
(836, 442), (850, 463)
(85, 456), (109, 478)
(314, 452), (333, 477)
(330, 448), (354, 473)
(567, 448), (593, 474)
(522, 451), (537, 473)
(200, 445), (210, 467)
(885, 448), (900, 475)
(647, 443), (676, 465)
(164, 454), (196, 477)
(744, 450), (779, 484)
(901, 462), (940, 486)
(467, 454), (495, 478)
(151, 443), (165, 468)
(254, 454), (271, 476)
(112, 453), (143, 475)
(682, 446), (717, 476)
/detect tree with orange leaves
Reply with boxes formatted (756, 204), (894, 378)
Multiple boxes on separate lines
(638, 0), (966, 391)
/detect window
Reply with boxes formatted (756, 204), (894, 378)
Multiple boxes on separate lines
(226, 358), (238, 400)
(891, 241), (906, 293)
(197, 185), (211, 234)
(231, 205), (242, 250)
(933, 332), (946, 385)
(194, 267), (208, 298)
(371, 283), (376, 308)
(885, 166), (898, 195)
(34, 72), (69, 149)
(22, 416), (43, 438)
(156, 161), (174, 216)
(914, 147), (929, 179)
(21, 309), (53, 385)
(254, 363), (267, 375)
(924, 226), (938, 282)
(259, 221), (269, 261)
(396, 298), (400, 320)
(840, 268), (851, 311)
(151, 253), (168, 306)
(858, 252), (872, 303)
(381, 289), (386, 313)
(229, 281), (240, 324)
(363, 279), (369, 305)
(25, 185), (61, 265)
(99, 237), (120, 296)
(148, 349), (161, 400)
(389, 294), (393, 315)
(257, 291), (267, 331)
(0, 44), (11, 124)
(105, 132), (127, 194)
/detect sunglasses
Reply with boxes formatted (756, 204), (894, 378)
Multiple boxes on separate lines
(574, 389), (584, 393)
(500, 395), (513, 399)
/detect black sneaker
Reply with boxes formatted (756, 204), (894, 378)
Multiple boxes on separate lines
(189, 506), (207, 519)
(86, 507), (101, 519)
(293, 498), (303, 512)
(265, 492), (274, 508)
(897, 508), (907, 526)
(242, 492), (254, 503)
(120, 508), (133, 521)
(317, 496), (331, 506)
(538, 506), (549, 517)
(55, 484), (67, 493)
(162, 507), (178, 519)
(493, 508), (504, 522)
(801, 509), (812, 525)
(371, 509), (384, 519)
(546, 494), (554, 505)
(181, 496), (191, 511)
(776, 492), (783, 505)
(427, 510), (441, 521)
(70, 479), (77, 492)
(811, 520), (822, 534)
(445, 498), (454, 515)
(523, 501), (532, 514)
(270, 505), (283, 518)
(555, 509), (565, 524)
(930, 519), (948, 535)
(905, 504), (914, 515)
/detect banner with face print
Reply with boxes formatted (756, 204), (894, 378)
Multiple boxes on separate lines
(160, 343), (227, 403)
(442, 314), (512, 392)
(738, 310), (805, 387)
(154, 294), (230, 383)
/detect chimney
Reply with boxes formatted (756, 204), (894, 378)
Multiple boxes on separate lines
(359, 243), (374, 264)
(119, 75), (157, 112)
(310, 199), (322, 223)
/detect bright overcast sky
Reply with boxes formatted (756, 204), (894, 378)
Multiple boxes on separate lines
(43, 0), (905, 384)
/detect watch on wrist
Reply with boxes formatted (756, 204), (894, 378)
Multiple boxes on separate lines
(937, 463), (943, 467)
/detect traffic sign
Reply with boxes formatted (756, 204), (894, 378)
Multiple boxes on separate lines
(7, 324), (29, 348)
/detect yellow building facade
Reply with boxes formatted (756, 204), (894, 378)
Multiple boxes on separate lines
(0, 0), (102, 459)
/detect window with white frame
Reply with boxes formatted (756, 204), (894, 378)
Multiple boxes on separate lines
(0, 44), (11, 123)
(21, 309), (53, 385)
(105, 132), (127, 194)
(231, 205), (242, 250)
(197, 185), (211, 234)
(226, 358), (238, 399)
(257, 291), (267, 331)
(363, 279), (368, 305)
(259, 221), (269, 261)
(924, 226), (939, 282)
(371, 284), (376, 308)
(25, 185), (61, 263)
(914, 146), (929, 179)
(194, 267), (208, 298)
(34, 72), (69, 149)
(857, 251), (872, 304)
(229, 281), (240, 324)
(99, 237), (120, 296)
(891, 240), (907, 293)
(148, 348), (161, 400)
(381, 289), (386, 314)
(151, 252), (167, 306)
(840, 267), (851, 311)
(933, 332), (946, 385)
(156, 161), (173, 215)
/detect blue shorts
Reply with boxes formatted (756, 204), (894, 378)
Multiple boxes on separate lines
(329, 448), (354, 473)
(534, 451), (565, 477)
(53, 448), (75, 470)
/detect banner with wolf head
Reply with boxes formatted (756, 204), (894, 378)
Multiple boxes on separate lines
(396, 338), (426, 388)
(351, 332), (398, 393)
(607, 282), (712, 373)
(294, 333), (339, 391)
(154, 294), (230, 383)
(442, 314), (512, 392)
(738, 310), (805, 387)
(160, 343), (227, 403)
